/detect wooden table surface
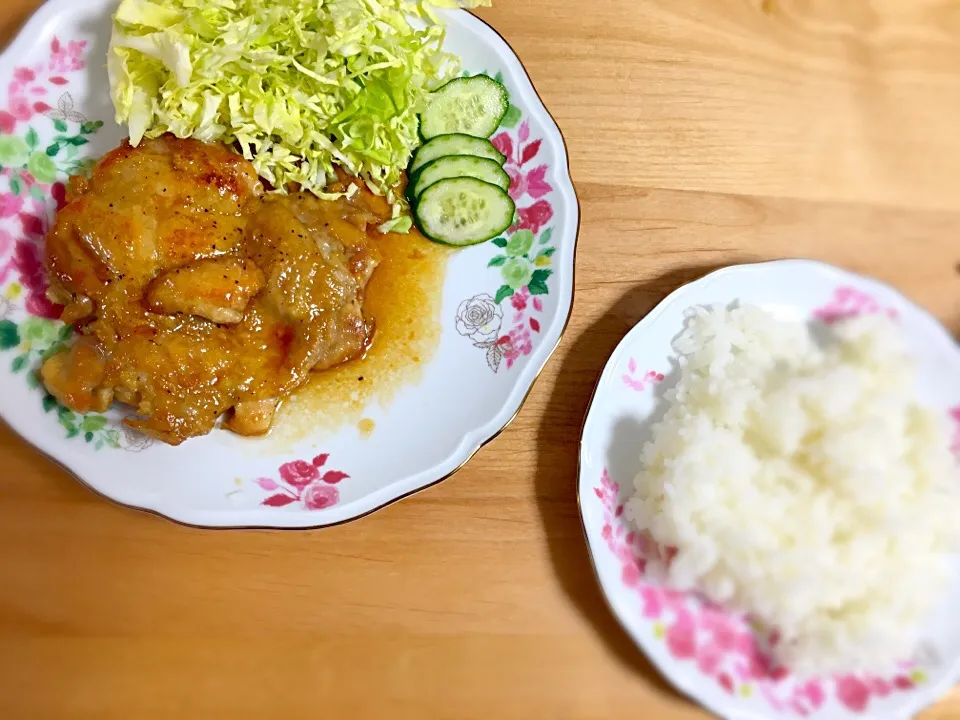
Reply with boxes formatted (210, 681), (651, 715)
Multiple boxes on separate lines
(2, 1), (960, 718)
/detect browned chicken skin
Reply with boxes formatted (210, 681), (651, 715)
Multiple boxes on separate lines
(145, 257), (265, 324)
(42, 136), (386, 445)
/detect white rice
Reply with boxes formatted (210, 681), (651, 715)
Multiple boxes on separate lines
(625, 304), (960, 674)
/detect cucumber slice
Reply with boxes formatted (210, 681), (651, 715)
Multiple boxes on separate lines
(420, 76), (510, 140)
(409, 134), (505, 175)
(409, 155), (511, 201)
(414, 178), (516, 246)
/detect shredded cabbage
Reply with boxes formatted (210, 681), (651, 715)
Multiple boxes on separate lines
(108, 0), (489, 214)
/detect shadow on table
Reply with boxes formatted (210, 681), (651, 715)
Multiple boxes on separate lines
(532, 262), (729, 703)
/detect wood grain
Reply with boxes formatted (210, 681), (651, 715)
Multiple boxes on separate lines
(1, 1), (959, 718)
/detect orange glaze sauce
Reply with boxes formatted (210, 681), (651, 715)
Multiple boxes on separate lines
(270, 228), (451, 444)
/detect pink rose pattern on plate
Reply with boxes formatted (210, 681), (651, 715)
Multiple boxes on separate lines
(254, 454), (348, 510)
(622, 357), (664, 392)
(0, 36), (95, 314)
(813, 286), (898, 324)
(454, 71), (557, 373)
(595, 468), (925, 717)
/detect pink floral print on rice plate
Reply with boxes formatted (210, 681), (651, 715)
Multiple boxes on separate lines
(594, 468), (929, 717)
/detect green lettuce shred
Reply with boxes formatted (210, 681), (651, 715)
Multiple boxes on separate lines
(108, 0), (490, 218)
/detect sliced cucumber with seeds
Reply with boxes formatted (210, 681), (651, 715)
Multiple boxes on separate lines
(414, 177), (515, 246)
(409, 133), (505, 175)
(409, 155), (511, 201)
(421, 75), (510, 140)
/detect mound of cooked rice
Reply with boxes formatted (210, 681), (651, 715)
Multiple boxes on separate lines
(625, 304), (960, 674)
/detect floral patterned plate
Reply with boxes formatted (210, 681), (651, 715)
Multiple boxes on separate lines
(0, 0), (578, 526)
(579, 260), (960, 719)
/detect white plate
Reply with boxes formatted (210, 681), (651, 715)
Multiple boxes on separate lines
(579, 260), (960, 719)
(0, 0), (578, 526)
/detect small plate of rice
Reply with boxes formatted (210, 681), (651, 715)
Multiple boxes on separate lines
(578, 259), (960, 719)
